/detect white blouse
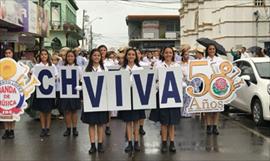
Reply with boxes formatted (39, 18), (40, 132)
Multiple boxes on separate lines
(122, 64), (143, 82)
(207, 56), (223, 73)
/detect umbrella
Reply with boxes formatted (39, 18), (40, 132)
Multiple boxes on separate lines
(196, 38), (226, 55)
(248, 46), (262, 53)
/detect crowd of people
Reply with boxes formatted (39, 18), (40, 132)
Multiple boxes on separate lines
(0, 43), (268, 154)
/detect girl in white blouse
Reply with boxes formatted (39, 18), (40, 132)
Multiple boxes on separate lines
(205, 44), (223, 135)
(118, 48), (144, 153)
(149, 47), (181, 153)
(31, 49), (58, 138)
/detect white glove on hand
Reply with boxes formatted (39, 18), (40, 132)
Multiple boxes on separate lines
(75, 86), (82, 91)
(182, 82), (187, 88)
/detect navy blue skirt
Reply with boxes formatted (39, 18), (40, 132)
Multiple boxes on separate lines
(118, 110), (143, 122)
(149, 92), (181, 125)
(59, 98), (81, 112)
(32, 97), (55, 113)
(118, 88), (145, 122)
(81, 109), (109, 125)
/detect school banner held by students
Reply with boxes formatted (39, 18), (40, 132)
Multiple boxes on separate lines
(158, 67), (183, 109)
(106, 71), (132, 111)
(82, 72), (108, 112)
(59, 66), (80, 98)
(186, 60), (244, 113)
(0, 58), (40, 121)
(132, 69), (157, 110)
(34, 66), (56, 98)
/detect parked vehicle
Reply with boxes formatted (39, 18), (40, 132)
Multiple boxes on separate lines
(229, 58), (270, 125)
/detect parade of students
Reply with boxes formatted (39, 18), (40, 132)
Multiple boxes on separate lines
(118, 48), (145, 152)
(81, 48), (109, 154)
(31, 49), (58, 137)
(1, 47), (16, 140)
(149, 47), (180, 153)
(0, 41), (246, 155)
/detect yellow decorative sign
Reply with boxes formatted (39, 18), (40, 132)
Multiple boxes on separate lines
(0, 58), (40, 121)
(186, 60), (244, 113)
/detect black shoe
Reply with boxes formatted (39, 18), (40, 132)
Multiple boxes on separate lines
(134, 141), (140, 152)
(45, 129), (50, 137)
(40, 129), (46, 138)
(9, 130), (15, 139)
(88, 146), (97, 154)
(212, 125), (219, 135)
(2, 130), (9, 140)
(125, 143), (133, 153)
(105, 126), (111, 136)
(206, 125), (212, 135)
(98, 143), (105, 153)
(73, 128), (79, 137)
(161, 141), (167, 153)
(169, 142), (176, 153)
(139, 127), (146, 136)
(63, 129), (71, 137)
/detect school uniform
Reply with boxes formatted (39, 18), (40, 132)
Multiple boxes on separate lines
(54, 63), (63, 115)
(181, 61), (192, 118)
(81, 65), (109, 125)
(118, 64), (146, 122)
(149, 62), (181, 125)
(32, 63), (58, 113)
(59, 64), (82, 112)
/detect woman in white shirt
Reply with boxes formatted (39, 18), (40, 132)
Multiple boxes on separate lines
(118, 48), (144, 153)
(149, 47), (180, 153)
(81, 49), (109, 154)
(205, 44), (223, 135)
(60, 50), (82, 137)
(32, 49), (58, 138)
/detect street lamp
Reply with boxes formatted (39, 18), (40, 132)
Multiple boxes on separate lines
(89, 17), (103, 50)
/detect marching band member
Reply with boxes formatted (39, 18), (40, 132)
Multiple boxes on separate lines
(1, 47), (16, 140)
(118, 48), (144, 152)
(149, 47), (180, 153)
(81, 49), (109, 154)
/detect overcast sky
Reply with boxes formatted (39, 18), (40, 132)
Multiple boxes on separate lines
(76, 0), (180, 49)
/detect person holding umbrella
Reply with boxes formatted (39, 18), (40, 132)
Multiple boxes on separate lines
(196, 38), (226, 135)
(205, 44), (223, 135)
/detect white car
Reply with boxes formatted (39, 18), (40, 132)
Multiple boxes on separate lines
(229, 57), (270, 125)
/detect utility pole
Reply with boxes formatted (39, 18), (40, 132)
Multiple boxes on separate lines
(90, 25), (93, 50)
(82, 10), (86, 49)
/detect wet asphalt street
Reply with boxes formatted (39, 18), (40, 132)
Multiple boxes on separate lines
(1, 112), (270, 161)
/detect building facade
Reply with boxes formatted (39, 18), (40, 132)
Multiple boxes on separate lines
(0, 0), (48, 54)
(179, 0), (270, 52)
(126, 15), (180, 50)
(44, 0), (83, 51)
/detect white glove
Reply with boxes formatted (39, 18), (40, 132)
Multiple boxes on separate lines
(75, 86), (82, 91)
(182, 82), (187, 88)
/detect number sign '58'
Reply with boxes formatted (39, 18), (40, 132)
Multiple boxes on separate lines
(186, 60), (244, 113)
